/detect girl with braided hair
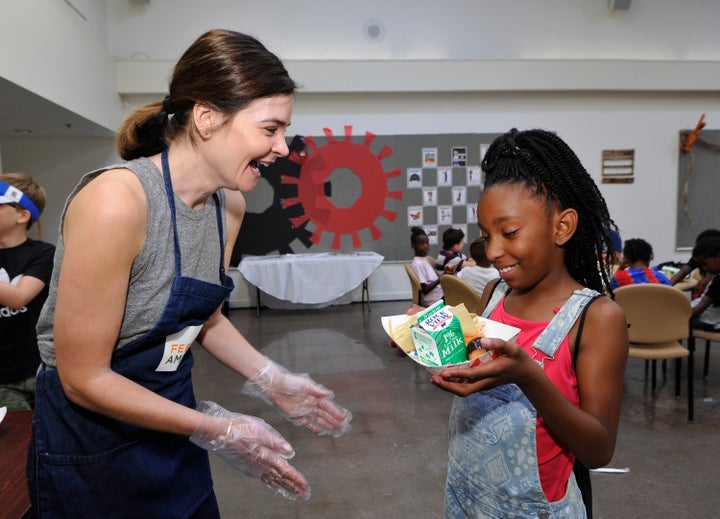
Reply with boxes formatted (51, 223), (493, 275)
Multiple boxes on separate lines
(432, 129), (628, 518)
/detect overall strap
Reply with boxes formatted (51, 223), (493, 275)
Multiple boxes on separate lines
(534, 288), (600, 358)
(481, 279), (509, 318)
(211, 192), (227, 276)
(161, 148), (182, 276)
(162, 147), (228, 278)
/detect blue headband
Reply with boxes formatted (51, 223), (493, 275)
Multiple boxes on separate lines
(0, 181), (40, 221)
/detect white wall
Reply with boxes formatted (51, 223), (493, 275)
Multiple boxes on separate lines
(0, 138), (118, 244)
(106, 0), (720, 62)
(0, 0), (123, 133)
(4, 0), (720, 307)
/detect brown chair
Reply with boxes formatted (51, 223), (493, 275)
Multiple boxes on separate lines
(614, 284), (695, 422)
(440, 274), (482, 313)
(691, 328), (720, 378)
(404, 263), (422, 305)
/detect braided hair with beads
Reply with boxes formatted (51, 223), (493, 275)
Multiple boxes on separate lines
(481, 128), (618, 295)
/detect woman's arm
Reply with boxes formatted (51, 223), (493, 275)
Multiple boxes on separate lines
(195, 188), (267, 376)
(199, 190), (351, 436)
(53, 169), (203, 436)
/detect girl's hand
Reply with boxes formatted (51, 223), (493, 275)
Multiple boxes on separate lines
(430, 337), (537, 396)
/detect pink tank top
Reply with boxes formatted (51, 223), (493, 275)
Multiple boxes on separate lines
(490, 301), (580, 502)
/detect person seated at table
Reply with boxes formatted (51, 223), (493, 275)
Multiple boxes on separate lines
(387, 227), (445, 358)
(410, 226), (445, 307)
(603, 227), (623, 268)
(669, 229), (720, 298)
(689, 236), (720, 330)
(435, 227), (476, 274)
(457, 238), (499, 296)
(610, 238), (671, 290)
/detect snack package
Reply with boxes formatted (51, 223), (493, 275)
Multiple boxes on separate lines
(411, 301), (467, 366)
(381, 305), (520, 374)
(465, 333), (495, 364)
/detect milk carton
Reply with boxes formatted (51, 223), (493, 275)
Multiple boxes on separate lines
(411, 300), (467, 366)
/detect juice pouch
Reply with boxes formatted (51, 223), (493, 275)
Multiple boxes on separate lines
(411, 300), (467, 366)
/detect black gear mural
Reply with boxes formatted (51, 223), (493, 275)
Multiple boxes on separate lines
(230, 135), (313, 265)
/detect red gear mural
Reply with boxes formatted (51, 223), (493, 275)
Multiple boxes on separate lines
(281, 125), (402, 249)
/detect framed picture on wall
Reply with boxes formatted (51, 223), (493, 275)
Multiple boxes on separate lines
(451, 146), (467, 167)
(438, 205), (453, 225)
(467, 166), (482, 186)
(424, 187), (438, 206)
(422, 147), (438, 167)
(407, 168), (423, 188)
(437, 167), (453, 187)
(425, 225), (438, 245)
(467, 204), (478, 224)
(452, 187), (467, 205)
(408, 205), (423, 226)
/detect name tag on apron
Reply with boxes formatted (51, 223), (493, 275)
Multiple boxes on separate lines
(156, 325), (202, 372)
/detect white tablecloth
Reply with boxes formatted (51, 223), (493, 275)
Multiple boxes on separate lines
(238, 252), (384, 305)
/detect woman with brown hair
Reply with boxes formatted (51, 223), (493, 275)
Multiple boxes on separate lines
(28, 30), (350, 518)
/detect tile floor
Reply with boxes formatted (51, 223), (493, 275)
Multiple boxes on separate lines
(191, 300), (720, 519)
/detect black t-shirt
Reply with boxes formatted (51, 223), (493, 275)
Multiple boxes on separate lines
(0, 238), (55, 383)
(706, 275), (720, 306)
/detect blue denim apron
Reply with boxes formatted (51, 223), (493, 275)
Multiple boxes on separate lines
(445, 282), (597, 518)
(28, 149), (234, 518)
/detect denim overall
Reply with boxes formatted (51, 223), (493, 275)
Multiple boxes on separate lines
(445, 281), (599, 518)
(28, 149), (234, 518)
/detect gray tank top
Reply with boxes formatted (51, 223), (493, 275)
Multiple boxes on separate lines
(37, 157), (226, 366)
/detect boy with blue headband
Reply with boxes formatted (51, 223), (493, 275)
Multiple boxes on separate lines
(0, 173), (55, 409)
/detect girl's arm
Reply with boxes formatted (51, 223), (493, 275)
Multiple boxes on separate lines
(54, 170), (204, 436)
(432, 296), (628, 468)
(524, 298), (628, 467)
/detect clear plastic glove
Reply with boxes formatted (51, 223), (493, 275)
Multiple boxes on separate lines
(241, 358), (352, 437)
(190, 400), (310, 500)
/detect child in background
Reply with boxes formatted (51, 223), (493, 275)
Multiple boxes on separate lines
(457, 238), (500, 296)
(0, 173), (55, 410)
(610, 238), (671, 289)
(436, 227), (476, 274)
(669, 228), (720, 298)
(689, 236), (720, 330)
(410, 226), (444, 307)
(432, 129), (628, 518)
